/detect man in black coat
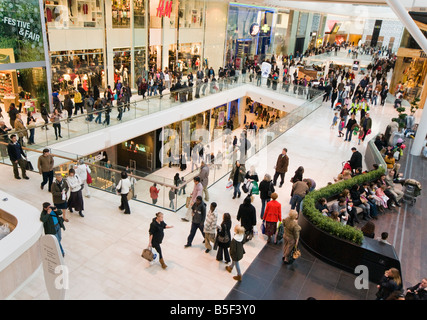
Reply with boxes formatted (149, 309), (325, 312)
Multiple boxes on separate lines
(184, 196), (206, 248)
(405, 278), (427, 300)
(7, 134), (29, 180)
(349, 147), (363, 172)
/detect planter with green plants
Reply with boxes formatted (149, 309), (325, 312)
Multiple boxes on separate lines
(301, 167), (386, 246)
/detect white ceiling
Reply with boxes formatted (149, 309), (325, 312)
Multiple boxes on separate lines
(237, 0), (427, 19)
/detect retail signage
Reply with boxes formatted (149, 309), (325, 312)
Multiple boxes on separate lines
(0, 0), (45, 63)
(40, 235), (67, 300)
(250, 23), (260, 36)
(156, 0), (173, 18)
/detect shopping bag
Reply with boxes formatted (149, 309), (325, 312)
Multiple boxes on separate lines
(261, 220), (266, 235)
(226, 180), (233, 190)
(251, 181), (260, 195)
(86, 172), (92, 184)
(141, 247), (154, 261)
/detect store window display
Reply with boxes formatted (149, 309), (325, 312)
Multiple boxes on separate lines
(51, 50), (105, 94)
(112, 0), (145, 28)
(178, 0), (205, 29)
(45, 0), (103, 28)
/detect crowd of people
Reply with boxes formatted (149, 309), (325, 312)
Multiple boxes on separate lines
(3, 41), (423, 297)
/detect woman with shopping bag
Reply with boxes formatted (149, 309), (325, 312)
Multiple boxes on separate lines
(148, 212), (173, 269)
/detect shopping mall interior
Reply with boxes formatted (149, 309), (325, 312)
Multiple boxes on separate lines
(0, 0), (426, 303)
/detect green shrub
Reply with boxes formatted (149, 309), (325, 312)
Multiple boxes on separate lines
(302, 167), (386, 245)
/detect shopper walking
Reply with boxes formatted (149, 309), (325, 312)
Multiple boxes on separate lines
(75, 159), (91, 198)
(262, 192), (282, 243)
(148, 212), (173, 269)
(282, 210), (301, 264)
(7, 134), (29, 180)
(40, 202), (66, 257)
(198, 160), (210, 202)
(116, 170), (132, 214)
(225, 225), (246, 281)
(273, 148), (289, 187)
(259, 173), (275, 219)
(229, 160), (246, 199)
(66, 168), (84, 217)
(184, 196), (206, 248)
(51, 173), (69, 213)
(204, 202), (218, 253)
(38, 148), (55, 192)
(237, 196), (257, 243)
(216, 212), (232, 263)
(149, 182), (160, 205)
(182, 176), (203, 222)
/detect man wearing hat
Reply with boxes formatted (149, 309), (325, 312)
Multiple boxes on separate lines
(38, 148), (54, 192)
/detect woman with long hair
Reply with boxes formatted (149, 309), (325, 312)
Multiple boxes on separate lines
(376, 268), (402, 300)
(216, 212), (232, 263)
(67, 168), (84, 217)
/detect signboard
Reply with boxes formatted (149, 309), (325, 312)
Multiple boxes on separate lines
(40, 235), (67, 300)
(261, 62), (272, 78)
(0, 0), (45, 63)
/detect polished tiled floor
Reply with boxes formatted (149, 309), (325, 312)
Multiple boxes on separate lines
(2, 78), (425, 299)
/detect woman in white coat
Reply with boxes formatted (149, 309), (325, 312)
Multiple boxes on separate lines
(67, 168), (85, 217)
(75, 159), (91, 198)
(116, 170), (132, 214)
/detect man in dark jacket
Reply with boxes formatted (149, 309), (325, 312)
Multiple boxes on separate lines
(349, 147), (363, 172)
(40, 202), (66, 256)
(406, 278), (427, 300)
(7, 134), (29, 180)
(184, 196), (206, 248)
(344, 114), (357, 142)
(237, 196), (257, 242)
(273, 148), (289, 187)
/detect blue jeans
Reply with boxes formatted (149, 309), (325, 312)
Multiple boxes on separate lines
(345, 128), (353, 141)
(290, 194), (303, 213)
(233, 182), (241, 198)
(95, 113), (102, 124)
(230, 260), (241, 276)
(261, 198), (270, 219)
(29, 128), (35, 144)
(54, 224), (65, 257)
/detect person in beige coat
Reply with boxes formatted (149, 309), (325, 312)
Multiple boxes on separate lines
(282, 210), (301, 264)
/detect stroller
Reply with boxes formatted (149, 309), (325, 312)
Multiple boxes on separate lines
(402, 179), (422, 206)
(341, 161), (352, 174)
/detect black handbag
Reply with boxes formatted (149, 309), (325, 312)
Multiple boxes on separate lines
(26, 160), (34, 171)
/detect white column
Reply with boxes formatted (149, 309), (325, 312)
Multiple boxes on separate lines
(385, 0), (427, 156)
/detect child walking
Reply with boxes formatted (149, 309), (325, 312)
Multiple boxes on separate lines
(338, 117), (345, 137)
(226, 225), (246, 281)
(331, 112), (339, 129)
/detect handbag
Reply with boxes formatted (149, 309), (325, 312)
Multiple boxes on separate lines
(185, 196), (191, 208)
(86, 172), (92, 184)
(141, 247), (154, 261)
(292, 246), (301, 260)
(261, 220), (266, 235)
(127, 189), (134, 200)
(217, 226), (230, 243)
(25, 160), (34, 171)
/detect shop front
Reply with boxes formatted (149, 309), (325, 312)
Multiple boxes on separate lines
(0, 0), (50, 113)
(51, 49), (105, 93)
(225, 3), (276, 69)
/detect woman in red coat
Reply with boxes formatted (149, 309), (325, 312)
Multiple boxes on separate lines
(262, 192), (282, 242)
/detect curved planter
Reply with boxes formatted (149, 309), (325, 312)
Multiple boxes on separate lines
(298, 212), (402, 284)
